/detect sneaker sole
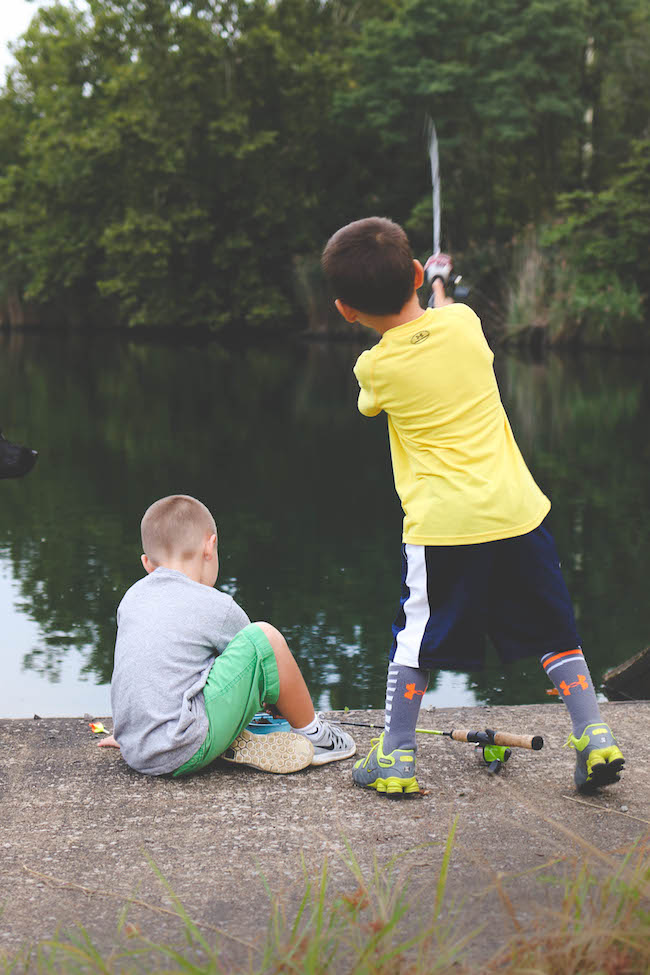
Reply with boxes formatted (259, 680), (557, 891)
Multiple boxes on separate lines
(353, 775), (421, 799)
(579, 756), (625, 793)
(311, 742), (357, 766)
(221, 730), (314, 774)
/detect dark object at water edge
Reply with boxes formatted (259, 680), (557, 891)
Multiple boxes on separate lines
(603, 647), (650, 701)
(0, 430), (38, 479)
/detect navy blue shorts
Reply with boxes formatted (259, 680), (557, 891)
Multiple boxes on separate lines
(390, 519), (581, 671)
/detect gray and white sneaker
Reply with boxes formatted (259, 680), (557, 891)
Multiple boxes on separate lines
(298, 715), (356, 765)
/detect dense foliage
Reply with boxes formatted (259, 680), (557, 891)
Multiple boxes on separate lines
(0, 0), (648, 334)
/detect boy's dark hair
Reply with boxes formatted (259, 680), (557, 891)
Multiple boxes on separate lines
(321, 217), (415, 316)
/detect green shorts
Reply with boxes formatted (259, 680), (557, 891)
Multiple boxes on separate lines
(173, 623), (280, 777)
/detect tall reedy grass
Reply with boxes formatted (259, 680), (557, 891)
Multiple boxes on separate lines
(1, 826), (648, 975)
(503, 230), (646, 350)
(487, 835), (650, 973)
(504, 230), (549, 340)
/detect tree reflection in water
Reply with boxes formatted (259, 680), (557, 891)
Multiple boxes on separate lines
(0, 333), (648, 711)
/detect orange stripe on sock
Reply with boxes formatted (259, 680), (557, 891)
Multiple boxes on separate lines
(542, 649), (583, 670)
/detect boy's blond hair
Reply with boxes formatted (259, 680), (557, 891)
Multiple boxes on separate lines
(141, 495), (216, 565)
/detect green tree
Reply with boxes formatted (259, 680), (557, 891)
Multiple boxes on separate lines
(537, 137), (649, 344)
(0, 0), (648, 332)
(334, 0), (598, 249)
(578, 0), (641, 190)
(0, 0), (349, 327)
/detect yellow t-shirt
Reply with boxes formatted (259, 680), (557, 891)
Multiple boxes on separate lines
(353, 305), (550, 545)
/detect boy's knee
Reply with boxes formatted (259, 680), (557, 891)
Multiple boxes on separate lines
(250, 623), (294, 670)
(252, 621), (284, 647)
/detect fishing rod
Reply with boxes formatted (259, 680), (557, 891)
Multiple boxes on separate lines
(335, 719), (543, 751)
(424, 116), (511, 322)
(424, 115), (469, 304)
(335, 718), (543, 775)
(247, 713), (543, 774)
(427, 115), (442, 259)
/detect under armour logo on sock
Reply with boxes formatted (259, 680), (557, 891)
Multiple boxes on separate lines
(559, 675), (589, 696)
(404, 683), (425, 701)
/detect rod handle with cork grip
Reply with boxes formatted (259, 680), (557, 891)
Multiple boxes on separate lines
(448, 728), (544, 751)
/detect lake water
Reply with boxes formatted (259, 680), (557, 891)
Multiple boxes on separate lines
(1, 331), (648, 718)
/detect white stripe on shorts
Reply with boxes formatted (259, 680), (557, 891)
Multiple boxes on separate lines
(393, 544), (430, 668)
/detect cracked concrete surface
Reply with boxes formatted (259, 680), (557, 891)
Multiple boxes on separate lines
(0, 702), (648, 967)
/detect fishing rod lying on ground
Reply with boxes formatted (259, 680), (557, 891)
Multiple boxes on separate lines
(334, 718), (544, 775)
(247, 713), (544, 775)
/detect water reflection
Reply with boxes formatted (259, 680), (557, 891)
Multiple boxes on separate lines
(0, 332), (648, 715)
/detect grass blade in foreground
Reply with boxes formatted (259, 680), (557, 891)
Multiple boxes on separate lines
(2, 835), (648, 974)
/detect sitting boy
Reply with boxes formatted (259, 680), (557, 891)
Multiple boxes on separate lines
(321, 217), (625, 797)
(101, 494), (355, 776)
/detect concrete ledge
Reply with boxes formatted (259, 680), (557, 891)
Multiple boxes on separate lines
(1, 702), (648, 965)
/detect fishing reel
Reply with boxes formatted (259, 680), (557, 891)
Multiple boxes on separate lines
(477, 743), (512, 775)
(426, 273), (470, 305)
(447, 275), (469, 301)
(465, 727), (513, 774)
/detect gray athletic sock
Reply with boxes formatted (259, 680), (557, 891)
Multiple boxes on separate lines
(383, 663), (429, 753)
(541, 648), (602, 737)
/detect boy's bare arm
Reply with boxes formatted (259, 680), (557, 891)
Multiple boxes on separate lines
(430, 279), (454, 307)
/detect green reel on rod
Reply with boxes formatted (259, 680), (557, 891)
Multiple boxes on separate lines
(478, 743), (512, 774)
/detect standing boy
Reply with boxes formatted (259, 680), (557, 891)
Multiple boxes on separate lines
(321, 217), (624, 797)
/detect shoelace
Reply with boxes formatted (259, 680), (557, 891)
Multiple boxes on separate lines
(360, 736), (382, 768)
(318, 722), (348, 749)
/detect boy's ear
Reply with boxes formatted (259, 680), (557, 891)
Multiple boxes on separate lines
(204, 533), (217, 559)
(335, 298), (360, 324)
(413, 259), (425, 290)
(141, 554), (156, 574)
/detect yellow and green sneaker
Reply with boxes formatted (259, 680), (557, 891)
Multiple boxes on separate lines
(352, 733), (420, 798)
(565, 722), (625, 792)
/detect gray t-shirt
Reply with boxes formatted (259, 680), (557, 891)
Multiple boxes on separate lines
(111, 567), (250, 775)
